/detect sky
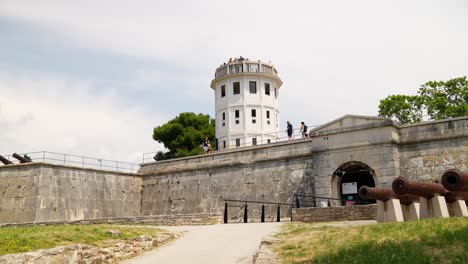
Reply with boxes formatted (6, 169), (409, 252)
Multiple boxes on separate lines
(1, 0), (467, 163)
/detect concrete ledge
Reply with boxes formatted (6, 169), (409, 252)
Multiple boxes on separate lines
(292, 205), (377, 222)
(0, 213), (223, 227)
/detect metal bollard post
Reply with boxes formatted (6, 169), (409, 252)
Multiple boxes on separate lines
(277, 205), (281, 222)
(224, 202), (228, 224)
(261, 204), (265, 223)
(244, 203), (248, 223)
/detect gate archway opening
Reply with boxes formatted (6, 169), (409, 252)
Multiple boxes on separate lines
(332, 161), (376, 206)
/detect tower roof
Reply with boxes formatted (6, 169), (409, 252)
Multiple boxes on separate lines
(210, 58), (282, 89)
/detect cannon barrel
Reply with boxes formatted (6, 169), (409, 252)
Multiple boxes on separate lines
(359, 186), (419, 205)
(392, 177), (447, 199)
(441, 169), (468, 192)
(0, 155), (13, 165)
(12, 153), (32, 163)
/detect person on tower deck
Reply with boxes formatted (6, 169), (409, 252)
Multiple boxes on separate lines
(300, 121), (308, 139)
(286, 121), (293, 141)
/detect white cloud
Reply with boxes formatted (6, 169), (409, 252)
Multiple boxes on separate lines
(0, 0), (467, 158)
(0, 70), (166, 163)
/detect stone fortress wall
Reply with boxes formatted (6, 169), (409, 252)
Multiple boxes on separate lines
(0, 163), (141, 223)
(0, 115), (466, 224)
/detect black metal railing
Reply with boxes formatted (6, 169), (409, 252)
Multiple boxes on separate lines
(223, 199), (293, 224)
(294, 194), (375, 208)
(0, 151), (140, 173)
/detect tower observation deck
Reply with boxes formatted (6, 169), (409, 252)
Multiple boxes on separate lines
(211, 57), (283, 150)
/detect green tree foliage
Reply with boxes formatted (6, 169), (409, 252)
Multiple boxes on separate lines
(379, 76), (468, 123)
(153, 112), (215, 160)
(418, 77), (468, 120)
(378, 95), (423, 123)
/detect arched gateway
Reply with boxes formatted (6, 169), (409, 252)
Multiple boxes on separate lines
(331, 161), (376, 205)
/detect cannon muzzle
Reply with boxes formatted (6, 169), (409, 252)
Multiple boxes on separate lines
(392, 177), (447, 199)
(359, 186), (419, 205)
(441, 169), (468, 192)
(12, 153), (32, 163)
(0, 155), (13, 165)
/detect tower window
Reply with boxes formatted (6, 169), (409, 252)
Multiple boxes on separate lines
(267, 120), (270, 125)
(223, 140), (226, 149)
(252, 137), (257, 145)
(274, 88), (277, 98)
(235, 110), (240, 118)
(252, 119), (256, 124)
(267, 139), (271, 143)
(249, 81), (257, 94)
(265, 83), (270, 95)
(236, 138), (240, 147)
(251, 109), (256, 117)
(221, 85), (226, 97)
(222, 112), (225, 120)
(233, 82), (240, 94)
(266, 110), (270, 119)
(235, 120), (239, 124)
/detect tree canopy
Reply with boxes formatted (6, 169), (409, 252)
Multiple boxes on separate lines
(153, 112), (215, 160)
(378, 76), (468, 123)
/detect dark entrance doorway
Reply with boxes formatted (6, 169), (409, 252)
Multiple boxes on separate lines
(335, 162), (375, 205)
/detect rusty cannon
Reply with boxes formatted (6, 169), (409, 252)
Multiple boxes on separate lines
(12, 153), (32, 163)
(441, 169), (468, 192)
(359, 186), (419, 205)
(359, 186), (420, 222)
(0, 155), (13, 165)
(392, 177), (453, 218)
(392, 177), (447, 199)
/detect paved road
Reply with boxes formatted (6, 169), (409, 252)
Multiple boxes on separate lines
(122, 222), (283, 264)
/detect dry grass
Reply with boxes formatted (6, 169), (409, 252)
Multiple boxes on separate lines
(0, 224), (165, 255)
(274, 217), (468, 264)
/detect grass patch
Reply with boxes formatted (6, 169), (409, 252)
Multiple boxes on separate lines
(275, 217), (468, 264)
(0, 224), (164, 255)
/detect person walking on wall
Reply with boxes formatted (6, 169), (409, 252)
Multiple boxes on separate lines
(300, 121), (308, 139)
(286, 121), (293, 141)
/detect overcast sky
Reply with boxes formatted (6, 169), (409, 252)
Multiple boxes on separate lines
(1, 0), (467, 163)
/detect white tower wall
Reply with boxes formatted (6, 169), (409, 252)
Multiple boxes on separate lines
(211, 59), (283, 150)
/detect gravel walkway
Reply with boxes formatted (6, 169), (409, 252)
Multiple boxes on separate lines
(121, 222), (283, 264)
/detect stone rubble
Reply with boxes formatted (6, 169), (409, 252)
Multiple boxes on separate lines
(253, 235), (281, 264)
(0, 232), (180, 264)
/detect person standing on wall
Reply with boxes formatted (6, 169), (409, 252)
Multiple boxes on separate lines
(300, 121), (308, 139)
(286, 121), (293, 141)
(203, 137), (209, 154)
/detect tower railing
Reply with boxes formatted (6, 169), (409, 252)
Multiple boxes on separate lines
(215, 61), (278, 79)
(142, 125), (318, 163)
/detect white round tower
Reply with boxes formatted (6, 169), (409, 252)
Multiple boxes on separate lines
(211, 57), (283, 150)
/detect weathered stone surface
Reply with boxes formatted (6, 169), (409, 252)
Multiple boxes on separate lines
(0, 163), (142, 224)
(0, 233), (178, 264)
(106, 230), (121, 237)
(0, 115), (466, 224)
(292, 205), (377, 222)
(253, 236), (281, 264)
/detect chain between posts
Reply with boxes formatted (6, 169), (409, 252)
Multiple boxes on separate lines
(223, 198), (293, 224)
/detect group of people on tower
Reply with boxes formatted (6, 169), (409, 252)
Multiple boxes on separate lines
(286, 121), (309, 140)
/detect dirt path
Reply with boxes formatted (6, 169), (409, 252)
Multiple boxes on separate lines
(121, 222), (283, 264)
